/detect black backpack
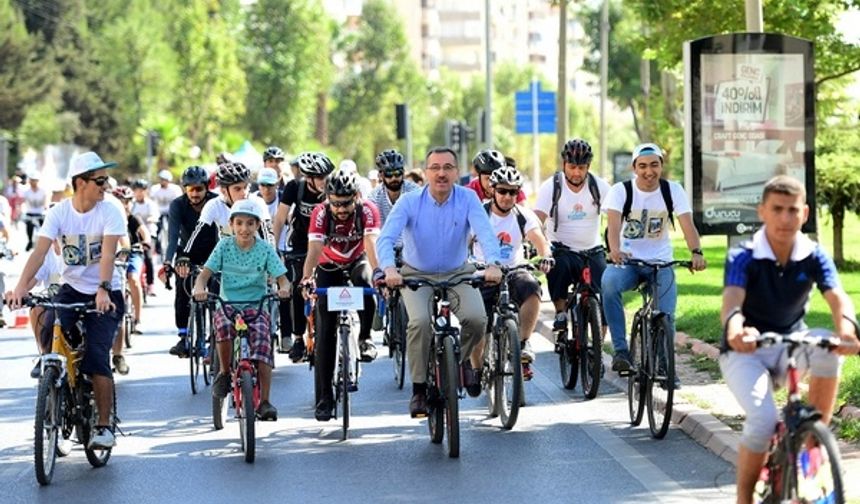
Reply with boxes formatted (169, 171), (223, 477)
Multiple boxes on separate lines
(324, 201), (365, 242)
(549, 171), (602, 232)
(483, 201), (527, 240)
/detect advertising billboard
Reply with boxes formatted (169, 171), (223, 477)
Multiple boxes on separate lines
(684, 33), (815, 235)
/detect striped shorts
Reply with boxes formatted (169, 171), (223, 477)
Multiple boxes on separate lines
(213, 306), (273, 367)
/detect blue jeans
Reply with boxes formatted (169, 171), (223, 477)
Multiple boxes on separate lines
(601, 264), (677, 353)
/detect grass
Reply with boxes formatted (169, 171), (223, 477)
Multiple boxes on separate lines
(834, 416), (860, 443)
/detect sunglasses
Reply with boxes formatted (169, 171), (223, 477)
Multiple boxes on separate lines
(383, 171), (404, 179)
(329, 199), (355, 208)
(185, 185), (206, 193)
(495, 188), (519, 196)
(259, 183), (276, 188)
(86, 176), (109, 186)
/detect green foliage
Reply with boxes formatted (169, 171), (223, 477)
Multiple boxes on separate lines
(0, 0), (52, 131)
(17, 102), (79, 148)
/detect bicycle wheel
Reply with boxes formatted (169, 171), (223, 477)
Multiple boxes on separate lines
(202, 306), (213, 386)
(579, 297), (603, 400)
(211, 352), (225, 430)
(781, 420), (845, 503)
(188, 305), (199, 395)
(495, 318), (522, 430)
(392, 302), (407, 390)
(646, 315), (674, 439)
(239, 369), (255, 463)
(84, 378), (114, 468)
(427, 345), (444, 444)
(34, 366), (61, 485)
(559, 306), (579, 390)
(442, 335), (460, 458)
(340, 326), (351, 441)
(123, 313), (134, 349)
(627, 312), (646, 426)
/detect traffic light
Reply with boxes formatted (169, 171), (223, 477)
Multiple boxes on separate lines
(395, 104), (408, 139)
(465, 125), (476, 143)
(449, 121), (462, 151)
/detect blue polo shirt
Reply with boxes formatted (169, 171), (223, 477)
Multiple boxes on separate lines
(724, 227), (840, 334)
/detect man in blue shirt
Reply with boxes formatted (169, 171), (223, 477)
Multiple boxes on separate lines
(720, 175), (859, 504)
(377, 147), (503, 417)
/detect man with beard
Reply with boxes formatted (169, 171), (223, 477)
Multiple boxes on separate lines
(534, 138), (612, 340)
(367, 149), (419, 224)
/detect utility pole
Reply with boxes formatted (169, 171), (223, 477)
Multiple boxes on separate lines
(599, 0), (610, 179)
(745, 0), (763, 31)
(556, 0), (569, 158)
(484, 0), (493, 148)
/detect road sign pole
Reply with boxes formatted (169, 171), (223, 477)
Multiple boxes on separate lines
(531, 78), (540, 195)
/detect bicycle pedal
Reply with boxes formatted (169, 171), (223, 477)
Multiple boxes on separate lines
(617, 369), (633, 377)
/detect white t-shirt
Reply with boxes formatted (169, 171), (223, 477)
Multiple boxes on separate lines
(38, 199), (126, 294)
(150, 183), (183, 214)
(34, 247), (64, 288)
(255, 191), (287, 251)
(534, 173), (611, 249)
(472, 205), (542, 266)
(199, 194), (271, 236)
(23, 187), (48, 215)
(131, 198), (159, 232)
(604, 180), (692, 261)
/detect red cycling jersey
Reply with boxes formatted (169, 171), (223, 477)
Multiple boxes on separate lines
(307, 201), (380, 265)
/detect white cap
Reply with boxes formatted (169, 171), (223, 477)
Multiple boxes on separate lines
(68, 151), (117, 179)
(368, 169), (379, 180)
(229, 199), (263, 221)
(257, 168), (279, 185)
(632, 143), (663, 164)
(26, 169), (41, 180)
(339, 159), (357, 174)
(158, 169), (173, 181)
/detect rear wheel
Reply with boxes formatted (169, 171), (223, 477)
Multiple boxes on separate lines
(646, 315), (675, 439)
(782, 420), (845, 504)
(392, 302), (407, 390)
(239, 370), (255, 463)
(84, 378), (114, 468)
(579, 297), (603, 400)
(211, 352), (225, 430)
(34, 366), (61, 485)
(559, 306), (579, 390)
(442, 336), (460, 458)
(188, 305), (199, 394)
(495, 318), (522, 430)
(627, 312), (646, 426)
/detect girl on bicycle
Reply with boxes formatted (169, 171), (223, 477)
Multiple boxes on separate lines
(192, 199), (290, 421)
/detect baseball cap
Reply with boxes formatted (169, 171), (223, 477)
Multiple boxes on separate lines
(68, 151), (117, 179)
(257, 168), (279, 186)
(632, 143), (663, 164)
(158, 169), (173, 181)
(339, 159), (357, 174)
(229, 199), (263, 221)
(368, 169), (379, 180)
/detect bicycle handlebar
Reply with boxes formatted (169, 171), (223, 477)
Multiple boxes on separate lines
(205, 293), (279, 324)
(402, 275), (484, 291)
(5, 295), (98, 313)
(623, 258), (693, 270)
(472, 262), (536, 275)
(742, 331), (844, 350)
(302, 286), (382, 317)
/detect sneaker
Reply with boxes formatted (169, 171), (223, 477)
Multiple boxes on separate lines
(409, 392), (429, 418)
(289, 337), (306, 363)
(462, 362), (481, 398)
(315, 398), (334, 422)
(146, 285), (156, 297)
(522, 363), (534, 381)
(256, 400), (278, 421)
(611, 351), (632, 373)
(553, 312), (568, 332)
(277, 335), (293, 354)
(212, 372), (231, 399)
(30, 360), (42, 379)
(359, 339), (377, 362)
(169, 338), (188, 358)
(520, 339), (535, 364)
(131, 320), (143, 335)
(112, 355), (129, 375)
(88, 426), (115, 450)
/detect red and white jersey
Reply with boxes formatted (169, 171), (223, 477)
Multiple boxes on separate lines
(308, 201), (380, 265)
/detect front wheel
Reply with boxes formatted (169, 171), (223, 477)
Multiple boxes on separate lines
(339, 326), (351, 441)
(427, 347), (444, 444)
(34, 366), (62, 485)
(84, 378), (115, 468)
(239, 370), (255, 463)
(495, 318), (522, 430)
(211, 352), (225, 430)
(579, 297), (603, 400)
(782, 420), (845, 504)
(442, 336), (460, 458)
(391, 302), (407, 390)
(646, 315), (674, 439)
(559, 306), (579, 390)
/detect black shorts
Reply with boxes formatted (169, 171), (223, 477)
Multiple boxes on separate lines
(481, 269), (542, 331)
(546, 246), (606, 302)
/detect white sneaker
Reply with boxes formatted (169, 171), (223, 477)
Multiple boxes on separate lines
(521, 339), (535, 363)
(88, 427), (115, 450)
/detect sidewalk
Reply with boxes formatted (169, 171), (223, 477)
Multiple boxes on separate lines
(532, 298), (860, 499)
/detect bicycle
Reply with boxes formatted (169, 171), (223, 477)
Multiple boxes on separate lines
(209, 293), (277, 463)
(481, 263), (532, 430)
(380, 284), (408, 389)
(115, 245), (145, 349)
(22, 295), (119, 485)
(185, 264), (213, 395)
(306, 285), (380, 440)
(553, 245), (605, 399)
(744, 331), (848, 503)
(624, 259), (692, 439)
(402, 274), (484, 459)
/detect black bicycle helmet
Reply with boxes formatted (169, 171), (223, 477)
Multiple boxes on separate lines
(472, 149), (507, 175)
(489, 166), (524, 188)
(215, 162), (251, 186)
(561, 138), (593, 165)
(263, 146), (285, 162)
(375, 149), (405, 174)
(180, 165), (209, 187)
(296, 151), (335, 177)
(112, 185), (134, 200)
(325, 170), (358, 197)
(130, 178), (149, 190)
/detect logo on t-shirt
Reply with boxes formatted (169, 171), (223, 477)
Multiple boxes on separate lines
(623, 209), (667, 240)
(497, 231), (514, 260)
(566, 203), (587, 221)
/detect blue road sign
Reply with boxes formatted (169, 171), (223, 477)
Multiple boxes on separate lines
(515, 81), (557, 134)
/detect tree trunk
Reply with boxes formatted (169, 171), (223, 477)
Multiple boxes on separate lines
(833, 204), (844, 266)
(315, 90), (328, 144)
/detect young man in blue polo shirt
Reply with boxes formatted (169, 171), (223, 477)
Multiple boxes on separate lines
(720, 175), (859, 504)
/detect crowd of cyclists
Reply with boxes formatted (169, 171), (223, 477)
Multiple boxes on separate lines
(3, 136), (860, 504)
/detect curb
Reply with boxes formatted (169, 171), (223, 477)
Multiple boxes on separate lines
(534, 316), (741, 466)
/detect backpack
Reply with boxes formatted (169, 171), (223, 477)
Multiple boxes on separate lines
(550, 171), (602, 232)
(324, 201), (365, 242)
(483, 201), (527, 240)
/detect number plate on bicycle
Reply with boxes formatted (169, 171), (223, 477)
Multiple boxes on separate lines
(327, 287), (365, 311)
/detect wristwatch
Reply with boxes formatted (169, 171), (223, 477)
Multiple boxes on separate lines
(98, 281), (112, 292)
(690, 248), (703, 256)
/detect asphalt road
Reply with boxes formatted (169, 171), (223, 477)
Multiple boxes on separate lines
(0, 257), (736, 503)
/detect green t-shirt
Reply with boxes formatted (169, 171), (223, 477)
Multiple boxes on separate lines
(204, 236), (287, 306)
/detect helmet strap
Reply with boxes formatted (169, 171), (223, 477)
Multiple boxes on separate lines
(492, 195), (513, 215)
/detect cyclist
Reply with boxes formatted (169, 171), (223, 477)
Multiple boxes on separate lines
(338, 159), (372, 199)
(150, 169), (182, 256)
(534, 138), (611, 339)
(301, 169), (381, 421)
(254, 167), (291, 351)
(720, 175), (859, 504)
(367, 149), (420, 224)
(131, 179), (158, 297)
(163, 166), (219, 357)
(272, 152), (335, 361)
(22, 169), (48, 251)
(5, 151), (125, 449)
(377, 146), (502, 416)
(192, 199), (290, 421)
(466, 149), (526, 203)
(262, 146), (287, 190)
(602, 142), (706, 383)
(472, 165), (554, 379)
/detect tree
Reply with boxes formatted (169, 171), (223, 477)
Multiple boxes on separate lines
(242, 0), (332, 148)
